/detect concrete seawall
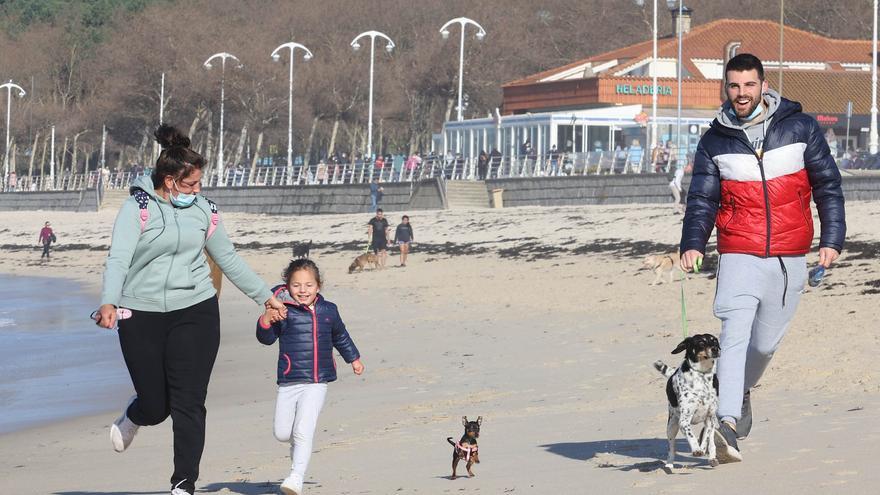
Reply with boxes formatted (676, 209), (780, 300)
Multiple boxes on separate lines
(487, 174), (880, 208)
(202, 178), (446, 215)
(1, 174), (877, 214)
(0, 189), (100, 212)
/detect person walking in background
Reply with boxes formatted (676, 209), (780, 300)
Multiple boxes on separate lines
(669, 163), (689, 215)
(680, 54), (845, 464)
(94, 124), (287, 495)
(477, 150), (489, 180)
(369, 178), (383, 211)
(394, 215), (415, 267)
(405, 152), (422, 179)
(38, 221), (55, 260)
(256, 259), (363, 495)
(367, 208), (390, 268)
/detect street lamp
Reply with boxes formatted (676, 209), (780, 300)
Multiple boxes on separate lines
(203, 52), (242, 186)
(870, 0), (878, 154)
(668, 0), (684, 172)
(271, 41), (313, 185)
(351, 30), (395, 160)
(439, 17), (487, 122)
(1, 80), (26, 181)
(635, 0), (660, 170)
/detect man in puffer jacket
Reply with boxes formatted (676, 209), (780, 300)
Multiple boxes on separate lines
(679, 54), (845, 464)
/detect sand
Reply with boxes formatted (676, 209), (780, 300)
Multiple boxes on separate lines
(0, 201), (878, 494)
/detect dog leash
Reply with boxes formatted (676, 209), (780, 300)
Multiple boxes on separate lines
(678, 257), (701, 339)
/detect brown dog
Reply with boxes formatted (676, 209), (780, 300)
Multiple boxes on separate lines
(446, 416), (481, 479)
(348, 252), (379, 273)
(642, 252), (685, 285)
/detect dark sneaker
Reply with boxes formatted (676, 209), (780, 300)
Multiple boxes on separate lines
(714, 421), (743, 464)
(738, 390), (752, 440)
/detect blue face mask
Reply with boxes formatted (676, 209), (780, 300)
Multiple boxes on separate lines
(171, 181), (197, 208)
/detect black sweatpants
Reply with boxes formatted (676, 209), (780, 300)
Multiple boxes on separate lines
(117, 296), (220, 494)
(41, 241), (51, 259)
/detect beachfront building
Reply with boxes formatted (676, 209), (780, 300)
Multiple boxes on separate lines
(438, 9), (875, 177)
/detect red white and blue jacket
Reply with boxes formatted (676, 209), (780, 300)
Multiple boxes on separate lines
(256, 286), (360, 385)
(681, 96), (845, 257)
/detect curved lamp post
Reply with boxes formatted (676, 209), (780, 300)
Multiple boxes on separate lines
(203, 52), (242, 186)
(351, 30), (395, 160)
(1, 80), (26, 181)
(439, 17), (487, 122)
(271, 42), (313, 185)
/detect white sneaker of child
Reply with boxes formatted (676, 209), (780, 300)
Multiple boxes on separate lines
(110, 395), (139, 452)
(280, 473), (304, 495)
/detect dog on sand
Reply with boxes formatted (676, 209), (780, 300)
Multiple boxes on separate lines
(654, 334), (721, 468)
(642, 252), (685, 285)
(348, 252), (379, 273)
(446, 416), (481, 479)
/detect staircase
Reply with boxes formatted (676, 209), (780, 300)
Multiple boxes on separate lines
(445, 181), (490, 209)
(101, 189), (130, 211)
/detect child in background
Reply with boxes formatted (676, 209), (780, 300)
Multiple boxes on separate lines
(257, 259), (364, 495)
(394, 215), (415, 267)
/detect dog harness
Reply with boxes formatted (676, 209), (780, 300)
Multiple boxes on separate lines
(456, 442), (478, 461)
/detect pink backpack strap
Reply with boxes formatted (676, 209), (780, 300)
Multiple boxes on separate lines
(204, 197), (219, 239)
(131, 189), (151, 233)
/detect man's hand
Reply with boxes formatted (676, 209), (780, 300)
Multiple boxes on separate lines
(351, 358), (364, 375)
(818, 247), (840, 268)
(680, 249), (703, 272)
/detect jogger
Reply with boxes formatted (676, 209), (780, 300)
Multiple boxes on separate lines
(713, 254), (806, 423)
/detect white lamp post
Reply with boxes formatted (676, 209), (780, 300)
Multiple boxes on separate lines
(351, 31), (395, 160)
(271, 41), (313, 185)
(439, 17), (487, 122)
(160, 72), (165, 124)
(667, 0), (684, 172)
(870, 0), (878, 154)
(1, 80), (26, 181)
(203, 52), (242, 186)
(49, 125), (55, 189)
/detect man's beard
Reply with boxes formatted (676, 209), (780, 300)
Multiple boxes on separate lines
(732, 96), (761, 119)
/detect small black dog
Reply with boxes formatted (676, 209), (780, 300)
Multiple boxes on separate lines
(291, 240), (312, 259)
(446, 416), (481, 479)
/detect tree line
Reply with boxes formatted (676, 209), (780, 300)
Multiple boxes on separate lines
(0, 0), (871, 177)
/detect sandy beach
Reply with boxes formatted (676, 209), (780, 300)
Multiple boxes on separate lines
(0, 201), (878, 494)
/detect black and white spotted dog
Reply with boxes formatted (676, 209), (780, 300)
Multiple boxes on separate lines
(654, 334), (721, 468)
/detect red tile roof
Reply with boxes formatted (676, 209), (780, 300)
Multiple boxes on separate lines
(766, 70), (871, 115)
(506, 18), (878, 87)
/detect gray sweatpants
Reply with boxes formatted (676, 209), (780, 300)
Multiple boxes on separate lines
(713, 253), (807, 423)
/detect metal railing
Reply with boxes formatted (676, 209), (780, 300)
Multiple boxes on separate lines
(0, 150), (665, 192)
(1, 147), (870, 193)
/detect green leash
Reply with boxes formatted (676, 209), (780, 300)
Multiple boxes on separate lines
(679, 257), (702, 339)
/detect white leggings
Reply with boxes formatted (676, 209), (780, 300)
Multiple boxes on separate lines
(273, 383), (328, 478)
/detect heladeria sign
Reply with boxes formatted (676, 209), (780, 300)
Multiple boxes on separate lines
(615, 84), (673, 96)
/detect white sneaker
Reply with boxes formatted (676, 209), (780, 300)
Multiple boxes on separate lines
(171, 489), (191, 495)
(280, 474), (304, 495)
(110, 395), (139, 452)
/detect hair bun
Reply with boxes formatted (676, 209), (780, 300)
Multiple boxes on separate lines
(154, 124), (191, 150)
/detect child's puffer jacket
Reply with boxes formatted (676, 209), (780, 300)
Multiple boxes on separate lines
(256, 285), (360, 384)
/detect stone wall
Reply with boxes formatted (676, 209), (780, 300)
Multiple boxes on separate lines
(0, 189), (100, 212)
(201, 178), (445, 215)
(486, 174), (880, 208)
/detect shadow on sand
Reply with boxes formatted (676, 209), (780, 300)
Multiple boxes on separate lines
(541, 438), (711, 473)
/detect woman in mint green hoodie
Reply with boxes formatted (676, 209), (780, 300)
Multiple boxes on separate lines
(95, 124), (287, 495)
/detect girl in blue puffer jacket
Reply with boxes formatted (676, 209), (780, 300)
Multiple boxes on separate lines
(256, 259), (363, 495)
